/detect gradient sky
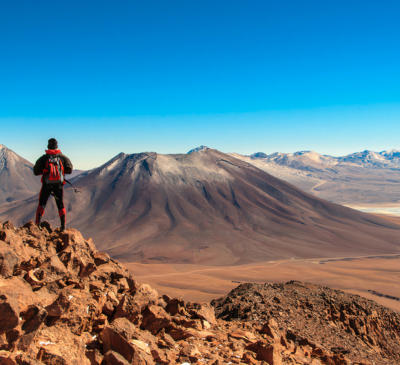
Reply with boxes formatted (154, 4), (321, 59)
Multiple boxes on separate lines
(1, 0), (400, 169)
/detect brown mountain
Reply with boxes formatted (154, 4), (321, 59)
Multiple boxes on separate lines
(0, 144), (41, 204)
(1, 148), (399, 265)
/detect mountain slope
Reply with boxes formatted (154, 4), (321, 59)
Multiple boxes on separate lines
(0, 144), (41, 204)
(1, 149), (399, 265)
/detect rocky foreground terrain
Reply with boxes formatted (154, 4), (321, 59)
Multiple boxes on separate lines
(1, 221), (400, 365)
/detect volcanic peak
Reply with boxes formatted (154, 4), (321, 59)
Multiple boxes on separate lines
(187, 145), (209, 154)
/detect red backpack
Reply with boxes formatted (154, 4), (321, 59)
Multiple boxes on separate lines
(44, 156), (65, 185)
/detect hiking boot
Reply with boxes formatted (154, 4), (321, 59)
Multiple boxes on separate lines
(60, 225), (67, 232)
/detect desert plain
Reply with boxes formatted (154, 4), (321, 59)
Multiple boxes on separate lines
(127, 211), (400, 313)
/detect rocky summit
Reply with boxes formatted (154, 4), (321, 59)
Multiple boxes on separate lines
(1, 221), (400, 365)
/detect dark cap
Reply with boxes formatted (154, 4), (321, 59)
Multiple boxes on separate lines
(47, 138), (58, 150)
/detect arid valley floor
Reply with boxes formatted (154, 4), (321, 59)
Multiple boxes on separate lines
(126, 213), (400, 314)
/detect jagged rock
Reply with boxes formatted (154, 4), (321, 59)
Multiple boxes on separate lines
(17, 305), (48, 352)
(156, 331), (175, 349)
(187, 302), (217, 325)
(0, 293), (20, 333)
(256, 342), (282, 364)
(260, 318), (280, 340)
(164, 323), (193, 341)
(173, 315), (203, 330)
(229, 330), (258, 343)
(0, 351), (16, 365)
(10, 352), (44, 364)
(101, 325), (139, 363)
(212, 282), (400, 365)
(37, 255), (69, 284)
(93, 252), (110, 266)
(0, 242), (20, 278)
(101, 351), (130, 365)
(100, 318), (154, 364)
(35, 325), (90, 365)
(165, 297), (185, 316)
(179, 344), (202, 362)
(57, 231), (97, 278)
(85, 349), (104, 365)
(113, 284), (158, 324)
(45, 288), (99, 335)
(141, 305), (171, 335)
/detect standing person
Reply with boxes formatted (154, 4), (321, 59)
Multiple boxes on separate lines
(33, 138), (73, 231)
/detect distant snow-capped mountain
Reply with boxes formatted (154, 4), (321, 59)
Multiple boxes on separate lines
(187, 145), (209, 154)
(247, 149), (400, 169)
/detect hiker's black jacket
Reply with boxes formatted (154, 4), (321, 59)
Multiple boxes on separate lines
(33, 149), (73, 181)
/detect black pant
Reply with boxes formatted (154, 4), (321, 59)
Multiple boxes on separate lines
(35, 184), (66, 225)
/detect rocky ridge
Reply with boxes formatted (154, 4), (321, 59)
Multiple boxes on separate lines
(212, 283), (400, 365)
(1, 221), (400, 364)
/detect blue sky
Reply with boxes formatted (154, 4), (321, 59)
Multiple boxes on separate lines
(1, 0), (399, 169)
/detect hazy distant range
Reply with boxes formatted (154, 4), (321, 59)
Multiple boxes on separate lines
(230, 149), (400, 216)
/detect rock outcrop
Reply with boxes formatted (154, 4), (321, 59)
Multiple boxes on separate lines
(1, 220), (400, 364)
(212, 282), (400, 365)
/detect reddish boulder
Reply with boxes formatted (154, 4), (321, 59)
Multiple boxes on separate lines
(11, 352), (44, 364)
(86, 349), (104, 365)
(0, 242), (20, 278)
(0, 276), (41, 312)
(165, 323), (194, 341)
(141, 305), (171, 335)
(187, 302), (217, 325)
(165, 297), (185, 316)
(101, 351), (130, 365)
(173, 315), (203, 330)
(93, 252), (110, 266)
(37, 255), (69, 284)
(45, 289), (100, 335)
(100, 320), (154, 364)
(0, 351), (16, 365)
(17, 304), (48, 352)
(156, 331), (176, 349)
(113, 285), (157, 324)
(0, 293), (20, 333)
(107, 318), (136, 341)
(260, 318), (280, 340)
(35, 324), (90, 365)
(256, 342), (283, 365)
(179, 345), (202, 363)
